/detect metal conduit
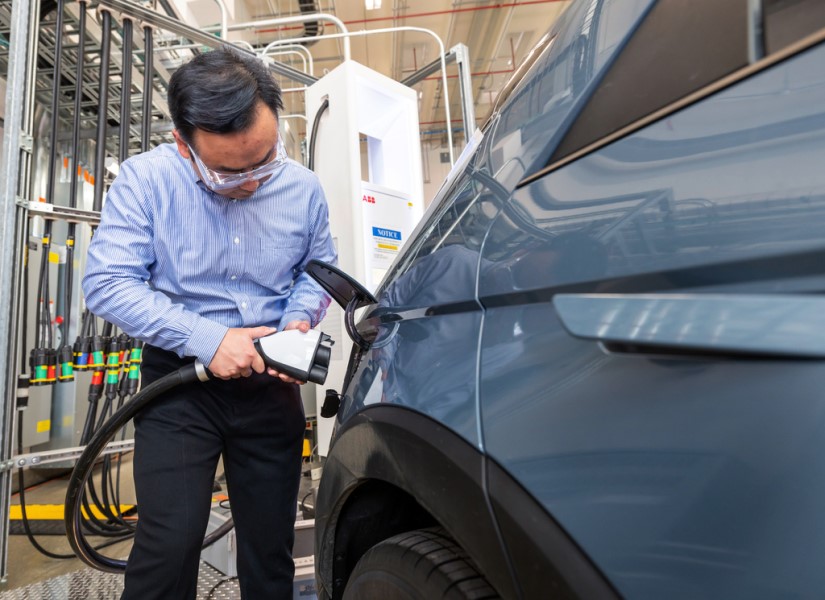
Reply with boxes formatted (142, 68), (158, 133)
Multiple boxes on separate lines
(142, 25), (154, 153)
(0, 0), (41, 574)
(204, 13), (351, 61)
(44, 0), (65, 210)
(261, 50), (307, 75)
(93, 8), (112, 213)
(211, 0), (228, 41)
(261, 41), (313, 76)
(33, 0), (66, 365)
(21, 0), (41, 200)
(68, 1), (86, 211)
(119, 17), (133, 164)
(61, 0), (88, 381)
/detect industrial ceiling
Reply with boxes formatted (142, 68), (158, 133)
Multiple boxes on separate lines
(174, 0), (571, 145)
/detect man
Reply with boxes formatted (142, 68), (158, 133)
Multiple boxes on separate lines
(82, 48), (337, 599)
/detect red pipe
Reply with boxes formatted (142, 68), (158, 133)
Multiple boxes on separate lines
(255, 0), (566, 34)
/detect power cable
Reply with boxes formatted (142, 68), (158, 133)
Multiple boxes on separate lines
(308, 98), (329, 172)
(16, 414), (134, 560)
(65, 362), (234, 572)
(206, 576), (238, 599)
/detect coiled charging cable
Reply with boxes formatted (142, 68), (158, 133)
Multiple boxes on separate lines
(64, 361), (234, 572)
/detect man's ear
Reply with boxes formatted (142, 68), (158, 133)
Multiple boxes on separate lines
(172, 130), (191, 159)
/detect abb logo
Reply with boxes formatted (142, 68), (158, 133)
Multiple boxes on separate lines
(362, 195), (376, 204)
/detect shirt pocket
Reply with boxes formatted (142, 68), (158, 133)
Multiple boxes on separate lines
(247, 237), (306, 291)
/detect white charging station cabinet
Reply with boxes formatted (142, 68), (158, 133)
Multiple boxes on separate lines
(305, 60), (424, 457)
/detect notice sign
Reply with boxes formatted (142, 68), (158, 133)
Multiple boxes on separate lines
(361, 182), (417, 291)
(373, 226), (402, 249)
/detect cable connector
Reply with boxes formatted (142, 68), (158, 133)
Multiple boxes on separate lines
(253, 329), (334, 384)
(104, 338), (121, 395)
(57, 345), (75, 382)
(73, 336), (90, 370)
(88, 335), (105, 369)
(321, 389), (341, 418)
(125, 339), (143, 395)
(29, 348), (57, 386)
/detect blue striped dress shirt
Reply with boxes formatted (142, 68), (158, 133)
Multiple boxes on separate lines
(82, 143), (338, 367)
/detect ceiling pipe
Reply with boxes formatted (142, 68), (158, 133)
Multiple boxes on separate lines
(261, 49), (308, 74)
(264, 26), (454, 164)
(233, 39), (255, 52)
(255, 0), (566, 33)
(204, 13), (351, 60)
(210, 0), (228, 41)
(262, 42), (314, 75)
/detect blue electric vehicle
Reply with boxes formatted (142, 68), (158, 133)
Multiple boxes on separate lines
(313, 1), (825, 598)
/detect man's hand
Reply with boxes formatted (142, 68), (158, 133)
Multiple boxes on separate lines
(266, 320), (311, 384)
(208, 326), (275, 380)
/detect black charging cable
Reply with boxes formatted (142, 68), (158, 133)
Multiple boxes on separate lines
(16, 395), (133, 560)
(308, 98), (329, 172)
(64, 361), (234, 573)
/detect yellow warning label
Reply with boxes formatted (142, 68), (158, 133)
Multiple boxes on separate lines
(48, 252), (59, 264)
(36, 419), (50, 433)
(377, 243), (398, 251)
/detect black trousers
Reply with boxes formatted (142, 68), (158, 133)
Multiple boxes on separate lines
(121, 346), (305, 600)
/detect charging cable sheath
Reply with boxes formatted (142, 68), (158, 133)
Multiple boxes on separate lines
(307, 98), (328, 172)
(64, 361), (234, 573)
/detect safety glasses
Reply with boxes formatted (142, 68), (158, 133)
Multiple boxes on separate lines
(188, 137), (287, 192)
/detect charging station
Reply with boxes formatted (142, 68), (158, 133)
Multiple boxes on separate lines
(305, 60), (424, 456)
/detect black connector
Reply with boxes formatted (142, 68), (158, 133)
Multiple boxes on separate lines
(29, 347), (56, 386)
(57, 345), (74, 382)
(89, 335), (106, 369)
(321, 389), (340, 418)
(74, 336), (91, 370)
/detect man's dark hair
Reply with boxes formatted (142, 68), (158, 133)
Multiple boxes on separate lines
(168, 47), (284, 144)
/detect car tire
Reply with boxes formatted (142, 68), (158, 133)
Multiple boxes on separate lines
(342, 527), (501, 599)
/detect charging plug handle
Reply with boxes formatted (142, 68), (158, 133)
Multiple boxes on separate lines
(254, 329), (333, 385)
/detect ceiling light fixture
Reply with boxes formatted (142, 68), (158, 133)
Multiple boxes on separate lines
(365, 0), (381, 9)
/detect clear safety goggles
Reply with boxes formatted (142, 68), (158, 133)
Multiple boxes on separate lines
(188, 137), (287, 192)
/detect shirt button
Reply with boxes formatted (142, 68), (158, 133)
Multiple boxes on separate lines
(241, 302), (247, 309)
(230, 275), (237, 280)
(233, 237), (240, 244)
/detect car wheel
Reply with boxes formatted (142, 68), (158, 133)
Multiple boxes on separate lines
(342, 527), (500, 599)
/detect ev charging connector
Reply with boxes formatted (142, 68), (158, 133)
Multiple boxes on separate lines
(254, 329), (334, 385)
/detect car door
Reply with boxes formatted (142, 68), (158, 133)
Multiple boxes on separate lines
(478, 1), (825, 599)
